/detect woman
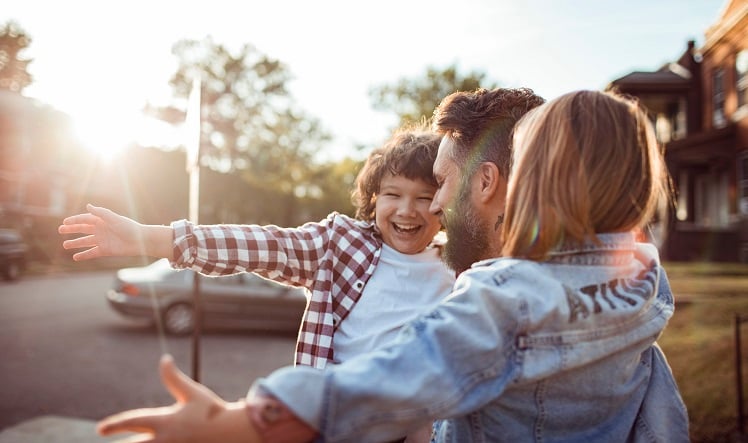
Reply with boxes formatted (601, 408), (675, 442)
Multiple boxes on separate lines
(96, 90), (689, 442)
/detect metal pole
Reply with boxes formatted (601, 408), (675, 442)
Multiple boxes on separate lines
(191, 272), (201, 382)
(186, 76), (202, 382)
(737, 313), (745, 436)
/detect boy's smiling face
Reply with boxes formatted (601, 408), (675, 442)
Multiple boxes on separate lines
(375, 173), (441, 255)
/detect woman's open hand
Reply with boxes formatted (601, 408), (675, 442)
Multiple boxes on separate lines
(97, 354), (261, 443)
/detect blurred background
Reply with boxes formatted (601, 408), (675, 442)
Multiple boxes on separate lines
(1, 0), (747, 442)
(2, 0), (737, 267)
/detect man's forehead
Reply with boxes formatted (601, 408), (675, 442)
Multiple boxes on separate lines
(436, 135), (457, 161)
(437, 135), (454, 152)
(435, 136), (458, 172)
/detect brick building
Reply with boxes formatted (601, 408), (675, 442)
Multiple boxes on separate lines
(608, 0), (748, 261)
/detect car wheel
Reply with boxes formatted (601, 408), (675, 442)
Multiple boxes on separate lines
(3, 261), (21, 281)
(162, 302), (194, 336)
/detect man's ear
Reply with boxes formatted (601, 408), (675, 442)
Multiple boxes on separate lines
(475, 162), (504, 203)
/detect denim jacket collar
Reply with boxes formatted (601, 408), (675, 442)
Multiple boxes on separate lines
(545, 232), (636, 266)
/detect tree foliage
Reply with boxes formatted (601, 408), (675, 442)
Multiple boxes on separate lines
(369, 63), (498, 128)
(301, 157), (362, 219)
(147, 37), (336, 226)
(0, 21), (32, 93)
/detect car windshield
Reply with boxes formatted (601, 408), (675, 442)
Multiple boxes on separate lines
(144, 258), (177, 278)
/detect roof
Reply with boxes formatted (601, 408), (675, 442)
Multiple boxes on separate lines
(607, 66), (692, 93)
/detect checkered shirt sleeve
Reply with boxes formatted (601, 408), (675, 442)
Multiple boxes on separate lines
(170, 212), (381, 368)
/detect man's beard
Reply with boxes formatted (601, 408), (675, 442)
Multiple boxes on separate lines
(442, 186), (493, 275)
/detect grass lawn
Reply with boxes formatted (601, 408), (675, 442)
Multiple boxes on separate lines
(659, 262), (748, 443)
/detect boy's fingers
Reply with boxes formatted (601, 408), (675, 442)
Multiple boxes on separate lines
(63, 241), (103, 261)
(88, 204), (118, 221)
(159, 354), (195, 403)
(72, 247), (101, 262)
(61, 213), (100, 226)
(58, 223), (96, 235)
(62, 235), (98, 250)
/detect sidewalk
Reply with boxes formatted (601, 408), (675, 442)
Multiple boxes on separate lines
(0, 416), (131, 443)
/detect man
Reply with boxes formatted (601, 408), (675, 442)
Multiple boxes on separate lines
(429, 87), (545, 274)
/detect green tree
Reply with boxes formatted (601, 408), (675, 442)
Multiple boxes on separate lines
(150, 37), (332, 226)
(300, 156), (363, 221)
(369, 63), (498, 128)
(0, 21), (32, 93)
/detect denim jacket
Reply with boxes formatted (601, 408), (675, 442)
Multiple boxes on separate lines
(253, 233), (689, 442)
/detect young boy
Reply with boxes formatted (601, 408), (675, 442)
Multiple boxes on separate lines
(59, 125), (455, 373)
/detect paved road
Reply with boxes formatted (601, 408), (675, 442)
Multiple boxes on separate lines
(0, 271), (297, 431)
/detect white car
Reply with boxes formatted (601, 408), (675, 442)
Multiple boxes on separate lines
(107, 259), (307, 335)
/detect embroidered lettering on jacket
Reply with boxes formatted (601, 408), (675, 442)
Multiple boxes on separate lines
(566, 260), (658, 323)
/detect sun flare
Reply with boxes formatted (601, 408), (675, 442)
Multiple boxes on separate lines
(71, 110), (136, 162)
(71, 107), (182, 162)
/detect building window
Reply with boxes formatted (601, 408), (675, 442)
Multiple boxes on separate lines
(740, 154), (748, 216)
(694, 171), (729, 227)
(674, 97), (687, 139)
(713, 68), (726, 128)
(737, 50), (748, 109)
(676, 170), (688, 221)
(656, 99), (688, 142)
(655, 114), (672, 143)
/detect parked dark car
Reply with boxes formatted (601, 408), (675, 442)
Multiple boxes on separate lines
(107, 258), (307, 335)
(0, 229), (28, 281)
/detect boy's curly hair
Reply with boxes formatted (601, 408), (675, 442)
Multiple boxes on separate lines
(352, 123), (441, 222)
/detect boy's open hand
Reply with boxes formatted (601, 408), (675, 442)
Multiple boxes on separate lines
(58, 204), (147, 260)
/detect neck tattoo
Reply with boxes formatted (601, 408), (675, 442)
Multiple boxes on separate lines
(494, 214), (504, 231)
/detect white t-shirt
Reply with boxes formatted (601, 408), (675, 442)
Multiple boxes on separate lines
(333, 243), (455, 363)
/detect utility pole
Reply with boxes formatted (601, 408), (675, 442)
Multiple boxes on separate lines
(185, 76), (202, 382)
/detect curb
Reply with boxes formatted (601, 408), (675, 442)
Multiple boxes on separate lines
(0, 416), (132, 443)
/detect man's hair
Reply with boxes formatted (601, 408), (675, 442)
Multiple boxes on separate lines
(432, 87), (545, 179)
(352, 123), (441, 221)
(501, 90), (672, 260)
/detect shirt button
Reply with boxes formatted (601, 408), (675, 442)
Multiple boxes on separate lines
(356, 282), (363, 289)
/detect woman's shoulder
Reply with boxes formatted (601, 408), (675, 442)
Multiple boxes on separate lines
(457, 257), (558, 297)
(462, 256), (543, 280)
(448, 259), (565, 325)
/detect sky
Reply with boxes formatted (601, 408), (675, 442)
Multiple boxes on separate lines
(4, 0), (729, 161)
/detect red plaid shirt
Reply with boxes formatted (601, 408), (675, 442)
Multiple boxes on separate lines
(170, 212), (382, 369)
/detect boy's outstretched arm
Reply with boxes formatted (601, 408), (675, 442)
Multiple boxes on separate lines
(98, 354), (266, 443)
(58, 204), (173, 261)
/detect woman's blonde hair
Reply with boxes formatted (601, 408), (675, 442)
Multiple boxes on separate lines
(501, 90), (671, 260)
